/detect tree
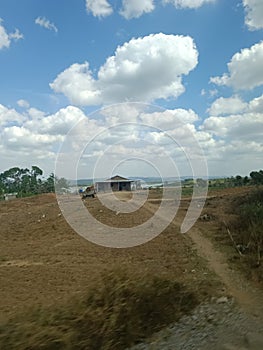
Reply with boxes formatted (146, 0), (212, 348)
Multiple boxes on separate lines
(235, 175), (243, 187)
(55, 177), (70, 193)
(43, 173), (55, 193)
(250, 170), (263, 185)
(30, 166), (43, 193)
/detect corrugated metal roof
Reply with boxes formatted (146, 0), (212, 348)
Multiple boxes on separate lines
(106, 175), (131, 181)
(96, 175), (134, 183)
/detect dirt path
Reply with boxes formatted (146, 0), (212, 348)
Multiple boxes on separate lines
(130, 194), (263, 349)
(189, 227), (263, 318)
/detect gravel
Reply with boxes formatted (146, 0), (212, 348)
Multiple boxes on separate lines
(128, 296), (263, 350)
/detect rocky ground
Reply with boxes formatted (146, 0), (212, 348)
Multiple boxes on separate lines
(129, 296), (263, 350)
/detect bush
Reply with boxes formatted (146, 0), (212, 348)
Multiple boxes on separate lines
(231, 189), (263, 267)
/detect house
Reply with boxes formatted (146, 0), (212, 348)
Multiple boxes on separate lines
(4, 193), (17, 201)
(95, 175), (136, 192)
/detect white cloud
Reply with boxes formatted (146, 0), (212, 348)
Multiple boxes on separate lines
(202, 112), (263, 141)
(27, 108), (46, 120)
(86, 0), (113, 18)
(9, 28), (24, 41)
(198, 91), (263, 175)
(0, 104), (25, 126)
(17, 99), (30, 108)
(50, 33), (198, 106)
(163, 0), (216, 9)
(35, 17), (58, 33)
(140, 108), (198, 130)
(26, 106), (86, 136)
(208, 96), (247, 116)
(0, 21), (10, 49)
(243, 0), (263, 30)
(0, 104), (86, 173)
(210, 41), (263, 90)
(248, 94), (263, 112)
(0, 19), (23, 49)
(50, 62), (100, 106)
(2, 126), (62, 150)
(120, 0), (155, 19)
(2, 99), (263, 177)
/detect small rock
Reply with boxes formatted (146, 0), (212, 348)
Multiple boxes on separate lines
(216, 296), (228, 304)
(207, 315), (214, 322)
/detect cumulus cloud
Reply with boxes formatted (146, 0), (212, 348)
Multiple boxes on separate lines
(198, 91), (263, 175)
(140, 109), (199, 130)
(208, 96), (248, 116)
(202, 112), (263, 142)
(2, 98), (263, 177)
(0, 104), (86, 166)
(35, 17), (58, 33)
(0, 19), (23, 49)
(86, 0), (113, 18)
(17, 99), (30, 108)
(27, 108), (46, 120)
(0, 104), (25, 126)
(163, 0), (216, 9)
(243, 0), (263, 30)
(2, 126), (62, 150)
(50, 33), (198, 106)
(50, 62), (100, 106)
(120, 0), (155, 19)
(25, 106), (86, 136)
(210, 41), (263, 90)
(248, 94), (263, 112)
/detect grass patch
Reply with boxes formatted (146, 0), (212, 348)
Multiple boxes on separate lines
(227, 188), (263, 279)
(0, 269), (198, 350)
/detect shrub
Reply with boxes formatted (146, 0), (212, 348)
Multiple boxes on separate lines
(231, 189), (263, 267)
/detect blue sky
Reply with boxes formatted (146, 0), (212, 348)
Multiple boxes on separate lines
(0, 0), (263, 178)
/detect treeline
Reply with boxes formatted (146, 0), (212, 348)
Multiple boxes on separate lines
(210, 170), (263, 188)
(0, 166), (68, 198)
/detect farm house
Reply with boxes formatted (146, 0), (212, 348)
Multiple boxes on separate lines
(95, 175), (136, 192)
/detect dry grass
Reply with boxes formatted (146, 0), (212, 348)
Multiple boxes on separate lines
(0, 269), (198, 350)
(225, 188), (263, 280)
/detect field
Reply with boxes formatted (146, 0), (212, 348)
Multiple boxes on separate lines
(0, 187), (262, 349)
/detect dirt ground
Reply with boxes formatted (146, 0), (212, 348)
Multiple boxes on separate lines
(0, 187), (262, 326)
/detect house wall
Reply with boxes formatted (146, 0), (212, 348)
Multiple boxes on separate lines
(96, 182), (111, 192)
(96, 181), (133, 192)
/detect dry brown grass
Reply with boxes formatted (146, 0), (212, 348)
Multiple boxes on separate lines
(0, 269), (198, 350)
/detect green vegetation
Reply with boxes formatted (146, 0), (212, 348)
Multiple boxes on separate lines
(230, 189), (263, 269)
(0, 270), (197, 350)
(209, 170), (263, 189)
(0, 166), (69, 199)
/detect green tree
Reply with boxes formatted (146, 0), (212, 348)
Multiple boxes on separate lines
(250, 170), (263, 185)
(43, 173), (55, 193)
(55, 177), (70, 193)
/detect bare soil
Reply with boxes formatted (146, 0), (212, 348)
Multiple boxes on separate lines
(0, 187), (262, 348)
(0, 191), (218, 320)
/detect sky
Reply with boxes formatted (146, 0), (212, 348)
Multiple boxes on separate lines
(0, 0), (263, 179)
